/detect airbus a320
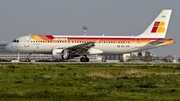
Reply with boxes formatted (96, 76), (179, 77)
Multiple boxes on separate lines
(5, 10), (174, 62)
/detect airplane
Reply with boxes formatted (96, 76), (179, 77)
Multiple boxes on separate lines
(5, 9), (174, 62)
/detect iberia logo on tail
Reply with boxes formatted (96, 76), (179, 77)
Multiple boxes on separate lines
(151, 22), (165, 33)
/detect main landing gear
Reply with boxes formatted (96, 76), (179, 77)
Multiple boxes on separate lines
(80, 56), (89, 62)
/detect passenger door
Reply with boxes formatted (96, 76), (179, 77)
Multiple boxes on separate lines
(24, 37), (30, 47)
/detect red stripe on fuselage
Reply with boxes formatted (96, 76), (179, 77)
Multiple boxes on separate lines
(37, 35), (163, 41)
(45, 35), (54, 39)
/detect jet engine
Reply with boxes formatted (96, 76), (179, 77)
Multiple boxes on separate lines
(52, 48), (70, 59)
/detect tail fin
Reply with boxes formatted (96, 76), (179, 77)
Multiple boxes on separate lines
(139, 10), (172, 38)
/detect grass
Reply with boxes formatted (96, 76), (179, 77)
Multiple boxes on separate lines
(0, 63), (180, 100)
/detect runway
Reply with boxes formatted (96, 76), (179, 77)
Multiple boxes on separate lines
(2, 61), (179, 64)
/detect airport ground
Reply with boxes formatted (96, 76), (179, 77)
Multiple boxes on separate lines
(0, 63), (180, 101)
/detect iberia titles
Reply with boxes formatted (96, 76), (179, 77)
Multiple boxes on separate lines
(53, 37), (68, 40)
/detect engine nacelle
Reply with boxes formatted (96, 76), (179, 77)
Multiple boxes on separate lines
(52, 48), (70, 59)
(52, 49), (64, 59)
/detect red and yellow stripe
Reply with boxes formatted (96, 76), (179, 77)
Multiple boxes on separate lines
(30, 35), (174, 45)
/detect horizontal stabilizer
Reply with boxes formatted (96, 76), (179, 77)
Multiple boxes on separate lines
(149, 39), (169, 45)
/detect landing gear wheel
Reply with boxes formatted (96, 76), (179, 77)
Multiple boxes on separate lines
(25, 53), (33, 62)
(80, 57), (89, 62)
(86, 58), (89, 62)
(25, 58), (31, 62)
(80, 57), (86, 62)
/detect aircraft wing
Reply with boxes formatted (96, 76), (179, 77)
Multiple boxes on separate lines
(149, 39), (169, 45)
(66, 41), (102, 56)
(68, 41), (96, 49)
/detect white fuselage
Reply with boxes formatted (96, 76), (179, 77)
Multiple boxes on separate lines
(5, 35), (169, 55)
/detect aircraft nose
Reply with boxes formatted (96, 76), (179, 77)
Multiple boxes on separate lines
(5, 44), (11, 51)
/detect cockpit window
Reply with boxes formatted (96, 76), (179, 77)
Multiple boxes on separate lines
(12, 39), (19, 43)
(12, 40), (16, 42)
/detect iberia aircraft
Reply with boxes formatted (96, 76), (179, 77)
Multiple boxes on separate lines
(5, 10), (174, 62)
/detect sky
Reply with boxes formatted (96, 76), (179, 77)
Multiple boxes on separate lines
(0, 0), (179, 57)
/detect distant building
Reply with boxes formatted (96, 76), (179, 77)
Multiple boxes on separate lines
(122, 51), (156, 62)
(138, 51), (156, 57)
(123, 53), (131, 62)
(0, 41), (15, 54)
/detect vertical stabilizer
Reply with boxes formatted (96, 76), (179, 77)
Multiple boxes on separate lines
(139, 10), (172, 38)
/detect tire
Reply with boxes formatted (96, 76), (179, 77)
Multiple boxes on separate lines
(80, 57), (86, 62)
(80, 57), (90, 62)
(85, 58), (89, 62)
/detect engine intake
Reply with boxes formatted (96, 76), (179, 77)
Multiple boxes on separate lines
(52, 48), (70, 59)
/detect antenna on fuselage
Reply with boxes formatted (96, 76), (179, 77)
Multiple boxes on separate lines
(82, 26), (88, 36)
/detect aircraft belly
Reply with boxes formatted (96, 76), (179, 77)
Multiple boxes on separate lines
(32, 43), (70, 54)
(26, 43), (156, 54)
(95, 44), (136, 54)
(17, 47), (33, 53)
(32, 44), (54, 53)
